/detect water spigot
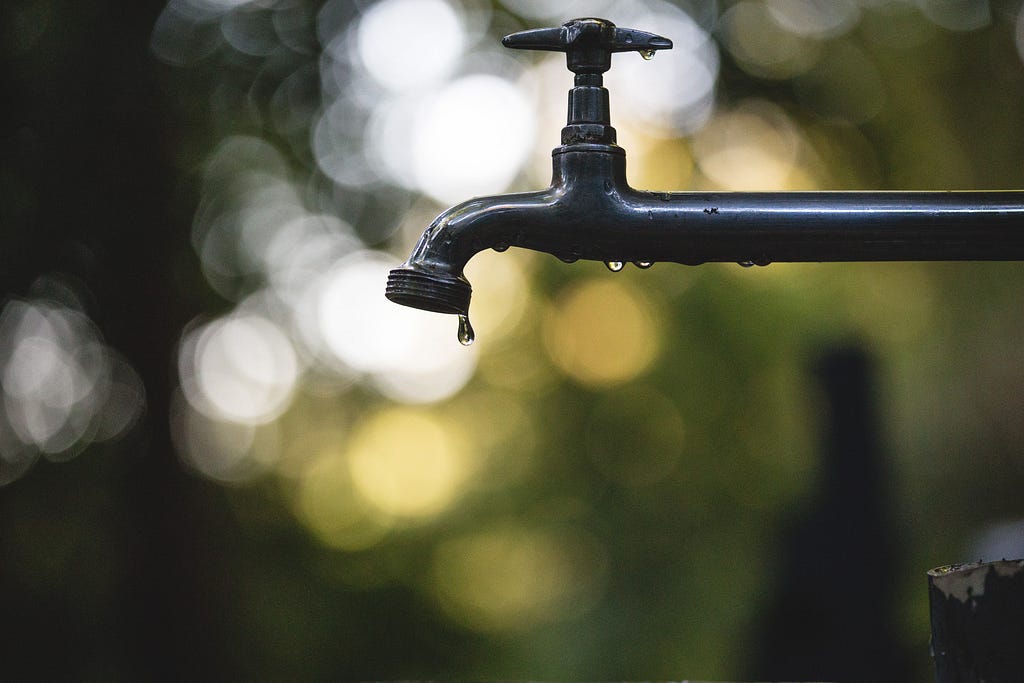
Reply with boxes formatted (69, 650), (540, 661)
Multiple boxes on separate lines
(504, 18), (673, 145)
(386, 17), (1024, 347)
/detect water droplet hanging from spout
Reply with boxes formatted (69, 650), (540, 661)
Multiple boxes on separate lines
(605, 261), (625, 272)
(640, 49), (655, 60)
(457, 314), (475, 346)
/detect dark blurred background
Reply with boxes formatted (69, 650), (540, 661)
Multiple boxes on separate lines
(3, 0), (1024, 680)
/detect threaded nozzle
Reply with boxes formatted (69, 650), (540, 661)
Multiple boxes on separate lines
(385, 267), (472, 315)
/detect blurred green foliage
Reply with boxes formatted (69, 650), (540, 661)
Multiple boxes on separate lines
(3, 0), (1024, 681)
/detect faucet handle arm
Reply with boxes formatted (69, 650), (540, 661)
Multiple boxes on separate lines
(503, 18), (672, 75)
(500, 26), (567, 52)
(608, 27), (673, 54)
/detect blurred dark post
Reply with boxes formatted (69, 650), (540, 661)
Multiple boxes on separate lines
(928, 560), (1024, 682)
(2, 0), (228, 678)
(76, 4), (234, 679)
(750, 345), (911, 682)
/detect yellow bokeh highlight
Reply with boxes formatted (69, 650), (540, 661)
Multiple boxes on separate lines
(277, 425), (347, 479)
(721, 1), (822, 80)
(347, 407), (468, 519)
(431, 524), (606, 632)
(443, 390), (539, 488)
(478, 337), (557, 393)
(626, 130), (695, 192)
(693, 100), (810, 191)
(463, 248), (533, 342)
(543, 278), (661, 387)
(296, 448), (389, 551)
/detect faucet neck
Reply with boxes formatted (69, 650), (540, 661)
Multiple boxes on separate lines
(551, 142), (628, 193)
(563, 74), (616, 145)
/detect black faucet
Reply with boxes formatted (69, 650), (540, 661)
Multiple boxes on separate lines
(385, 17), (1024, 343)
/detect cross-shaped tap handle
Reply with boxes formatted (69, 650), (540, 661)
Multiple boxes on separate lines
(502, 18), (672, 76)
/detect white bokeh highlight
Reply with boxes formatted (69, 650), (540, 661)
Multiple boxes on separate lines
(180, 313), (301, 425)
(356, 0), (466, 92)
(412, 74), (536, 205)
(608, 3), (719, 134)
(316, 251), (478, 404)
(0, 296), (145, 483)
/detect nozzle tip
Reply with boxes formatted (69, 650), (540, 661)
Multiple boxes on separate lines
(385, 267), (472, 315)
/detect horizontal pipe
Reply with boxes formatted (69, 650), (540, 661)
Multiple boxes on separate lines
(612, 189), (1024, 265)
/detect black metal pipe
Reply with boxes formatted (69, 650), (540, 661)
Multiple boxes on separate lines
(386, 144), (1024, 317)
(621, 188), (1024, 265)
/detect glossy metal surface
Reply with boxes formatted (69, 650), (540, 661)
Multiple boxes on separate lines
(386, 144), (1024, 315)
(385, 19), (1024, 317)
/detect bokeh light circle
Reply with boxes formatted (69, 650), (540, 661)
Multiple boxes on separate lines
(765, 0), (860, 39)
(412, 74), (535, 205)
(347, 407), (468, 518)
(181, 313), (300, 425)
(693, 100), (803, 190)
(171, 392), (281, 484)
(608, 3), (719, 134)
(543, 278), (661, 387)
(720, 0), (822, 80)
(356, 0), (465, 92)
(0, 295), (146, 482)
(298, 447), (390, 550)
(316, 251), (477, 404)
(431, 523), (608, 631)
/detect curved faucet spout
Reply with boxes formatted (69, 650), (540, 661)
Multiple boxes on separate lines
(385, 187), (562, 316)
